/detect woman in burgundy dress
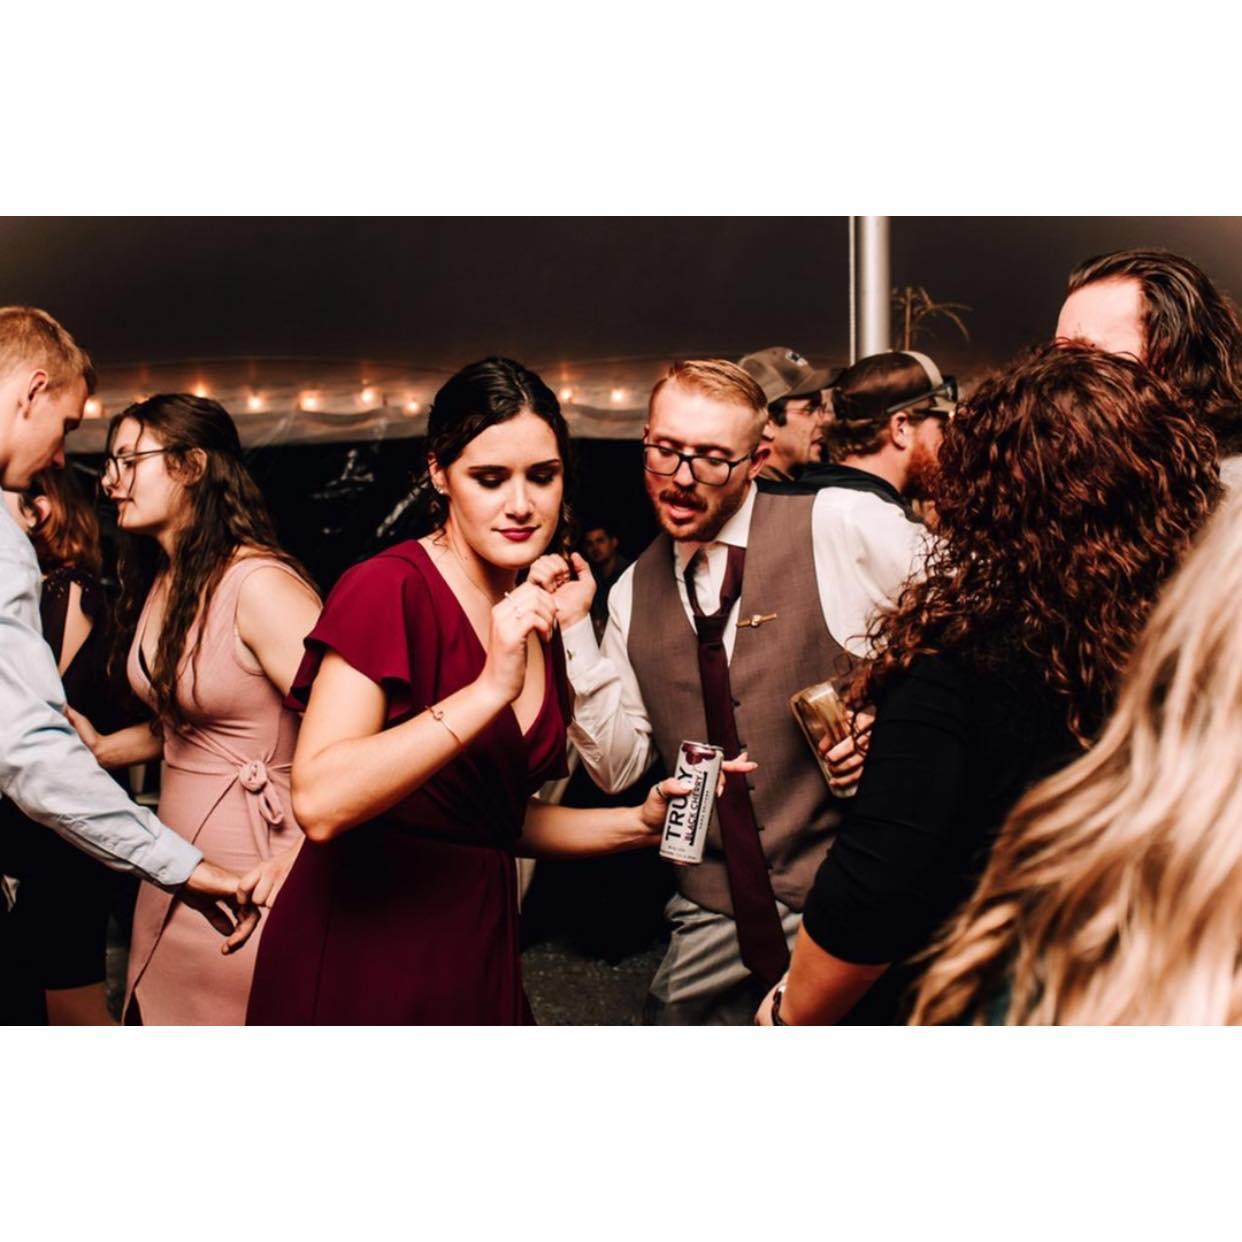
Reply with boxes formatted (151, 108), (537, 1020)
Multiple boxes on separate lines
(246, 358), (745, 1025)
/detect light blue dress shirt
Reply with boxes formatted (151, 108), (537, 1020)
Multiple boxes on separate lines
(0, 502), (201, 889)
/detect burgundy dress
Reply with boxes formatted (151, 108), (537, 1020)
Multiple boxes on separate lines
(245, 541), (568, 1025)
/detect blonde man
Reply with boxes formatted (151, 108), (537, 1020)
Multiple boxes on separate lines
(532, 359), (922, 1023)
(0, 307), (257, 995)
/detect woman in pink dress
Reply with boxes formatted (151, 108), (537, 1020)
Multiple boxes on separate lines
(246, 358), (750, 1024)
(70, 394), (320, 1024)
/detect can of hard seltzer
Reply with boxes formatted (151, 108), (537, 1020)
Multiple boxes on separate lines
(659, 740), (725, 865)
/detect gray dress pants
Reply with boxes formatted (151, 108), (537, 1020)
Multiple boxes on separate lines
(642, 892), (801, 1025)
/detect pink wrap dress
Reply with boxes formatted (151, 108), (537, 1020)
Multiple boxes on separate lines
(124, 557), (309, 1025)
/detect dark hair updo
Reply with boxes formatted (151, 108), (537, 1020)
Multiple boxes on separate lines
(424, 356), (575, 552)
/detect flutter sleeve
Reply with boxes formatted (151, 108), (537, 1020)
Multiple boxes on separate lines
(285, 551), (436, 728)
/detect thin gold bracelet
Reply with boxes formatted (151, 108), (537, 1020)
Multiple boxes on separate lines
(428, 702), (464, 747)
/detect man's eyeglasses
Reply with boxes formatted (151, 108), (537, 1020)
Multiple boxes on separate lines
(885, 376), (958, 419)
(642, 443), (754, 487)
(101, 448), (170, 488)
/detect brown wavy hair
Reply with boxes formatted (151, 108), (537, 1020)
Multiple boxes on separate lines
(107, 394), (314, 734)
(22, 467), (102, 575)
(911, 490), (1242, 1024)
(853, 343), (1221, 746)
(1067, 248), (1242, 452)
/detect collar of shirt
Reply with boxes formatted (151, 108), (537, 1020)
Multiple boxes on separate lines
(672, 480), (757, 576)
(672, 482), (757, 619)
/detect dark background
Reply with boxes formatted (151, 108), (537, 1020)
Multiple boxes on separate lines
(22, 216), (1242, 586)
(6, 217), (1242, 378)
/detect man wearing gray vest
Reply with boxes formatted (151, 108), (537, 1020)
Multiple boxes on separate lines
(534, 359), (923, 1023)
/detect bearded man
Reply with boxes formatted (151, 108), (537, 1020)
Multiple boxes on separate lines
(532, 358), (935, 1023)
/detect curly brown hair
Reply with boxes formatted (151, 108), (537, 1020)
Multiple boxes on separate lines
(853, 343), (1221, 745)
(107, 394), (314, 735)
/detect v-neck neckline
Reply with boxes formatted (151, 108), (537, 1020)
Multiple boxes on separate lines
(135, 581), (165, 688)
(409, 540), (554, 742)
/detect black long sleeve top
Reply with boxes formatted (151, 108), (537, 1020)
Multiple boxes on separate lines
(802, 648), (1079, 1024)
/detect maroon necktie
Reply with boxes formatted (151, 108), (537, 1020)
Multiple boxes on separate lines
(683, 544), (790, 985)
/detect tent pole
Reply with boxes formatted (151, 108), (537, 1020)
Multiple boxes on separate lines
(853, 216), (891, 358)
(847, 216), (857, 365)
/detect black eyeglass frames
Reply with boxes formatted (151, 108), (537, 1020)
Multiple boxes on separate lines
(641, 443), (755, 487)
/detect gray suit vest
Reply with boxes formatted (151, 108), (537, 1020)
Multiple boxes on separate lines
(627, 490), (847, 916)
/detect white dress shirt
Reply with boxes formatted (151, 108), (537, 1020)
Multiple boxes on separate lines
(563, 481), (930, 792)
(0, 504), (201, 888)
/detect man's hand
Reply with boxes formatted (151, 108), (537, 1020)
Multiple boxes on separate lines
(237, 838), (304, 909)
(818, 709), (875, 796)
(179, 860), (261, 955)
(65, 704), (100, 755)
(526, 552), (596, 628)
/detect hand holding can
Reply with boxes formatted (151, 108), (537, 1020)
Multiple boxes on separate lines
(790, 681), (871, 798)
(657, 742), (756, 865)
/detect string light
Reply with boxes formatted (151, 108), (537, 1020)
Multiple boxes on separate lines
(247, 393), (265, 412)
(193, 383), (209, 398)
(299, 390), (322, 412)
(610, 387), (627, 404)
(559, 387), (574, 402)
(84, 397), (103, 418)
(359, 386), (379, 407)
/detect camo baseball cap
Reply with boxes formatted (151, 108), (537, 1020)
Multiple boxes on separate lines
(737, 346), (833, 405)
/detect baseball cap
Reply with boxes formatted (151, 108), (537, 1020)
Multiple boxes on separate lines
(829, 350), (958, 435)
(887, 351), (957, 418)
(738, 346), (834, 405)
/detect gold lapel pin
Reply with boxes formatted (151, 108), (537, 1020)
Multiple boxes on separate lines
(738, 612), (778, 629)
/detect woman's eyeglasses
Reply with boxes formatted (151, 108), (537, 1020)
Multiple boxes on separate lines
(100, 448), (170, 488)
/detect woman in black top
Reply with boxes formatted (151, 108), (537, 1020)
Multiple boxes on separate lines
(911, 490), (1242, 1024)
(759, 344), (1221, 1025)
(0, 469), (136, 1025)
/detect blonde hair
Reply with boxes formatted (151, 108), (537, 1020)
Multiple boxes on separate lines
(650, 359), (769, 443)
(911, 489), (1242, 1025)
(0, 306), (96, 394)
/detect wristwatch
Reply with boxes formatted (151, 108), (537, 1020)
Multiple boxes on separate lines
(770, 981), (789, 1026)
